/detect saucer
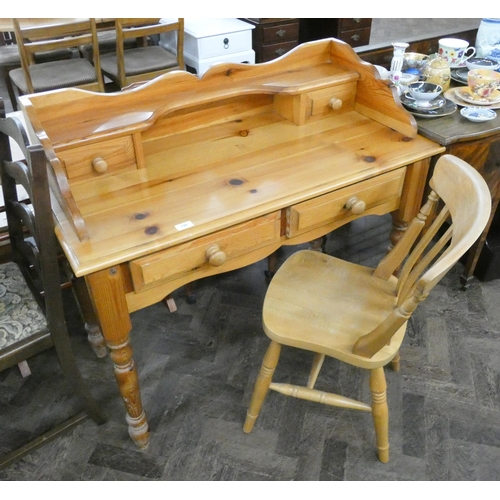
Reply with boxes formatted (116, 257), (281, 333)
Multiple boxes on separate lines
(450, 62), (468, 69)
(450, 68), (469, 84)
(401, 93), (446, 111)
(404, 98), (457, 118)
(455, 87), (500, 105)
(460, 106), (497, 122)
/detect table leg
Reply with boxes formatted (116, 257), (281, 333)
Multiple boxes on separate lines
(86, 266), (150, 450)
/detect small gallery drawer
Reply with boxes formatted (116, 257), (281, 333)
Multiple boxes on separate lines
(307, 82), (357, 116)
(130, 211), (281, 292)
(286, 169), (406, 238)
(57, 136), (137, 180)
(261, 22), (299, 44)
(261, 41), (298, 62)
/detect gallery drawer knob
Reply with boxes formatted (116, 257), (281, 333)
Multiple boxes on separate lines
(205, 244), (227, 266)
(345, 196), (366, 215)
(92, 157), (108, 173)
(329, 98), (343, 110)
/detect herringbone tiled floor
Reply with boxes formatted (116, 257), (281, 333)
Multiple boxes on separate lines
(2, 18), (500, 481)
(2, 214), (500, 480)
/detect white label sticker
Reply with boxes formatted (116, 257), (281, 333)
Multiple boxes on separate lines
(175, 221), (194, 231)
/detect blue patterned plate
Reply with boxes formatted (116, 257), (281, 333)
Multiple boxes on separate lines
(460, 106), (497, 122)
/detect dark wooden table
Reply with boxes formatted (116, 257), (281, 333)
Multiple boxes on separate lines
(416, 109), (500, 288)
(357, 27), (500, 287)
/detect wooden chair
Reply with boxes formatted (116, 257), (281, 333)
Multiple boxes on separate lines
(9, 18), (104, 100)
(99, 18), (184, 90)
(243, 154), (491, 463)
(0, 31), (74, 111)
(0, 106), (107, 468)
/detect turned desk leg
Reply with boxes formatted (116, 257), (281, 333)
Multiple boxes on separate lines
(86, 267), (150, 450)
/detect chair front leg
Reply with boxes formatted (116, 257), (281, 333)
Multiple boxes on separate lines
(243, 340), (281, 433)
(370, 366), (389, 463)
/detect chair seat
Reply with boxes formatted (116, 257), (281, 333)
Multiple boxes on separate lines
(0, 45), (21, 66)
(100, 45), (179, 77)
(0, 261), (47, 348)
(262, 250), (406, 369)
(9, 58), (99, 93)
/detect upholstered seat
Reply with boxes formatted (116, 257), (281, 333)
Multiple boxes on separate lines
(8, 18), (104, 100)
(101, 45), (179, 78)
(10, 58), (100, 94)
(99, 18), (184, 90)
(0, 102), (106, 468)
(0, 261), (48, 354)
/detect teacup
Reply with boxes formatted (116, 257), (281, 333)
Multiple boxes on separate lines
(467, 69), (500, 100)
(439, 38), (476, 67)
(466, 57), (500, 71)
(407, 82), (442, 106)
(402, 52), (430, 73)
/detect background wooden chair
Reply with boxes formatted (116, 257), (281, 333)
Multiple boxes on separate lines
(99, 18), (184, 90)
(243, 154), (491, 463)
(8, 18), (104, 101)
(0, 106), (107, 468)
(0, 30), (74, 111)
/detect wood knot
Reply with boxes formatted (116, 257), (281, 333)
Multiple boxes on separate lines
(363, 156), (376, 163)
(402, 136), (413, 142)
(239, 130), (249, 137)
(144, 226), (158, 235)
(229, 178), (244, 186)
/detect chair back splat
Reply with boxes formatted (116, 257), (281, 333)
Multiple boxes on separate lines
(0, 99), (106, 469)
(99, 18), (184, 90)
(243, 154), (491, 463)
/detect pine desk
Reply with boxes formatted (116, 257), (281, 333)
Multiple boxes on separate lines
(18, 39), (444, 449)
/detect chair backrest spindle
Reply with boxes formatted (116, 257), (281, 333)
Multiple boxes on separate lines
(353, 154), (491, 358)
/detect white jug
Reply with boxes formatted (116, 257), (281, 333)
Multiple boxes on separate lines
(475, 18), (500, 61)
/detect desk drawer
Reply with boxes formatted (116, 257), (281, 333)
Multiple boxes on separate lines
(307, 82), (357, 116)
(261, 22), (299, 44)
(197, 30), (253, 59)
(130, 211), (281, 292)
(339, 27), (371, 47)
(57, 136), (137, 180)
(286, 169), (405, 238)
(339, 18), (372, 30)
(261, 41), (298, 62)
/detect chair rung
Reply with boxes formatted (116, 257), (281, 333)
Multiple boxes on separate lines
(269, 382), (372, 412)
(0, 412), (88, 469)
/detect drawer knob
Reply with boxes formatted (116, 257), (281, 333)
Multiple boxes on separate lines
(92, 157), (108, 173)
(345, 196), (366, 215)
(329, 98), (343, 110)
(205, 244), (227, 267)
(276, 29), (286, 38)
(351, 34), (361, 42)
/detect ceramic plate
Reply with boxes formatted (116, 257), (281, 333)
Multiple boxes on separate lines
(455, 87), (500, 105)
(444, 87), (500, 109)
(401, 93), (446, 111)
(451, 68), (469, 84)
(460, 106), (497, 122)
(404, 98), (457, 118)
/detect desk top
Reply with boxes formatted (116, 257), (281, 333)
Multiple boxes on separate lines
(18, 39), (444, 277)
